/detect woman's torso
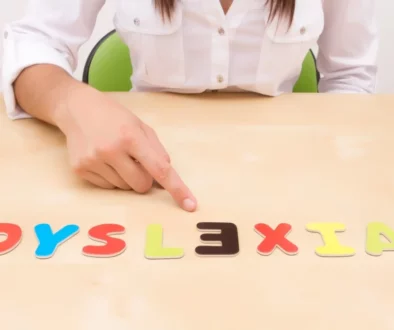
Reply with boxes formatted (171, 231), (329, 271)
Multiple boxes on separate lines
(113, 0), (325, 95)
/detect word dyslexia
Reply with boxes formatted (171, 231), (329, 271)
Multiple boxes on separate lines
(0, 222), (393, 259)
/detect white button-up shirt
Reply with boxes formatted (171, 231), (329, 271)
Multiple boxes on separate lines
(1, 0), (378, 120)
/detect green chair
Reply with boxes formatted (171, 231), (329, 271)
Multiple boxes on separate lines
(83, 29), (319, 93)
(83, 30), (132, 92)
(293, 50), (319, 93)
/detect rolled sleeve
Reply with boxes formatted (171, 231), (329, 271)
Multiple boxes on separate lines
(2, 26), (73, 119)
(317, 0), (378, 94)
(1, 0), (106, 119)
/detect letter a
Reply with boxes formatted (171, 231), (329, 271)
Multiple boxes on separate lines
(366, 222), (394, 256)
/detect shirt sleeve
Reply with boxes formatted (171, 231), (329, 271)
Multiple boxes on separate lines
(1, 0), (106, 120)
(316, 0), (378, 94)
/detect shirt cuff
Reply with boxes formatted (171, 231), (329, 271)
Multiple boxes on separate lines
(2, 25), (73, 120)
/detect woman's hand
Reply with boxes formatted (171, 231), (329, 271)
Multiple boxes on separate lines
(55, 85), (197, 212)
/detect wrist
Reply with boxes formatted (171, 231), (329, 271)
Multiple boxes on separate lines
(52, 80), (94, 135)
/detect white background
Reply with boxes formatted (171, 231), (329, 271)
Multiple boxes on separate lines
(0, 0), (393, 93)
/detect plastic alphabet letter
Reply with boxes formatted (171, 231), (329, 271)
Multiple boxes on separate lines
(145, 224), (184, 259)
(254, 223), (298, 255)
(366, 222), (394, 256)
(195, 222), (239, 256)
(306, 223), (355, 257)
(0, 223), (22, 255)
(82, 224), (126, 258)
(35, 223), (79, 259)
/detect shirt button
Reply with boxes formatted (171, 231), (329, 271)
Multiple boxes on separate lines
(134, 18), (140, 26)
(218, 27), (225, 36)
(300, 26), (306, 35)
(217, 75), (224, 83)
(3, 31), (8, 39)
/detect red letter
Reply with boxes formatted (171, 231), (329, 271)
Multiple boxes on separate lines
(0, 223), (22, 255)
(82, 224), (126, 258)
(255, 223), (298, 255)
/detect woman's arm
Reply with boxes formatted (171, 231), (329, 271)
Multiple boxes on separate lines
(316, 0), (378, 93)
(2, 0), (106, 120)
(13, 64), (91, 129)
(1, 0), (197, 211)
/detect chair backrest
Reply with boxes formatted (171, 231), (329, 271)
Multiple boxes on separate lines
(83, 30), (132, 92)
(83, 29), (319, 93)
(293, 50), (319, 93)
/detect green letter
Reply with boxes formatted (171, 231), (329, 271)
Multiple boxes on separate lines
(144, 224), (184, 259)
(366, 222), (394, 256)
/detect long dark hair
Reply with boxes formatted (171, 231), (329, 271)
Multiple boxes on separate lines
(155, 0), (296, 27)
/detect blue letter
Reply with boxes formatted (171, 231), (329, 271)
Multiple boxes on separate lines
(34, 224), (79, 258)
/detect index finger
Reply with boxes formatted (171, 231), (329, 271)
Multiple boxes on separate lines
(127, 135), (197, 212)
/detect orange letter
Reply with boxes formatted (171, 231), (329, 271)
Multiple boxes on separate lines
(82, 224), (126, 258)
(0, 223), (22, 255)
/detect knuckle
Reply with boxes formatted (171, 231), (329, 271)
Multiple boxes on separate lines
(120, 130), (137, 148)
(154, 160), (171, 180)
(144, 125), (155, 135)
(82, 154), (96, 168)
(164, 153), (171, 163)
(71, 155), (95, 175)
(134, 179), (153, 194)
(101, 183), (116, 190)
(119, 123), (133, 138)
(95, 144), (117, 158)
(172, 185), (186, 200)
(118, 181), (132, 191)
(72, 163), (85, 176)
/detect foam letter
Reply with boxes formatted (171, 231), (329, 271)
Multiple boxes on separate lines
(254, 223), (298, 255)
(366, 222), (394, 256)
(82, 224), (126, 258)
(144, 224), (184, 259)
(195, 222), (239, 256)
(306, 222), (355, 257)
(34, 224), (79, 259)
(0, 223), (22, 255)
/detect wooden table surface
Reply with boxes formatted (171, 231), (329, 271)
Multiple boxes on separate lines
(1, 92), (394, 329)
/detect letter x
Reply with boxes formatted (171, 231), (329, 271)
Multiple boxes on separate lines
(254, 223), (298, 255)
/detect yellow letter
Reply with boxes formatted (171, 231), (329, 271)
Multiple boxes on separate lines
(366, 222), (394, 256)
(306, 223), (355, 257)
(144, 224), (184, 260)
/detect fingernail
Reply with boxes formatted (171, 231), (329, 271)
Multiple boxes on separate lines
(182, 198), (196, 211)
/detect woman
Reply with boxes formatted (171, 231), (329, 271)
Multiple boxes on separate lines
(1, 0), (378, 212)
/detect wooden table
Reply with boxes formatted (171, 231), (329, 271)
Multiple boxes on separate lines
(1, 92), (394, 329)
